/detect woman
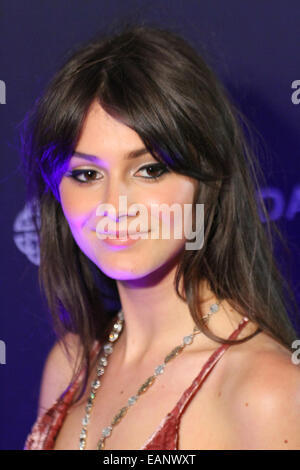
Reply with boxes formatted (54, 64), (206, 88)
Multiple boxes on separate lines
(22, 23), (300, 450)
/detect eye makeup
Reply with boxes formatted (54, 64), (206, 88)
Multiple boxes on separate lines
(65, 163), (170, 185)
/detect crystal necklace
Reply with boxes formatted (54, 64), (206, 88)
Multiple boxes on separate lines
(79, 302), (221, 450)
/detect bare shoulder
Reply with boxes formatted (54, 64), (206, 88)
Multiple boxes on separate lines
(37, 332), (83, 418)
(223, 331), (300, 449)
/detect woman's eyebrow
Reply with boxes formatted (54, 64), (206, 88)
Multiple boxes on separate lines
(71, 148), (150, 162)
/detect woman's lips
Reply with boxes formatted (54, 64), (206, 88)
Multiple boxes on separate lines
(98, 230), (148, 238)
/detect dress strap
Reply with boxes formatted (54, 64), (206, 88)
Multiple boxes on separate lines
(23, 339), (102, 450)
(141, 316), (250, 450)
(174, 316), (250, 422)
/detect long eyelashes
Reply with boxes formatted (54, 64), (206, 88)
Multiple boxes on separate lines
(66, 163), (170, 184)
(67, 169), (101, 184)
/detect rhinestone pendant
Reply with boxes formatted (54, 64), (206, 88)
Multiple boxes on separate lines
(103, 343), (113, 355)
(82, 415), (89, 426)
(99, 356), (108, 366)
(209, 303), (219, 313)
(97, 366), (105, 376)
(86, 403), (92, 413)
(79, 438), (86, 450)
(92, 379), (101, 389)
(154, 364), (165, 375)
(183, 334), (193, 345)
(102, 426), (112, 437)
(118, 311), (124, 321)
(109, 331), (119, 342)
(128, 395), (138, 406)
(113, 322), (123, 333)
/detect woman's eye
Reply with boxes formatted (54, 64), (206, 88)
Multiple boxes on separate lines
(66, 163), (169, 185)
(136, 163), (169, 180)
(67, 169), (102, 184)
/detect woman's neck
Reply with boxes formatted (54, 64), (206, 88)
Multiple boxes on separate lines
(114, 268), (253, 370)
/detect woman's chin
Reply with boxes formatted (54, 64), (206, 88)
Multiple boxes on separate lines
(94, 263), (150, 282)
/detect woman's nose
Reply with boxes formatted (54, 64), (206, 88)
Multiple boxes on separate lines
(95, 178), (139, 223)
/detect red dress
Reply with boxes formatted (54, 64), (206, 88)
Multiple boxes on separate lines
(24, 317), (249, 450)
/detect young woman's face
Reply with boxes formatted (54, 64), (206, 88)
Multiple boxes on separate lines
(58, 100), (198, 282)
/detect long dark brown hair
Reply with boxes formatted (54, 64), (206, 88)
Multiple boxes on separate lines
(19, 21), (299, 403)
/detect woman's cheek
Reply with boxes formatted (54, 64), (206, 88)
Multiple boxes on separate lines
(151, 183), (195, 238)
(59, 180), (89, 219)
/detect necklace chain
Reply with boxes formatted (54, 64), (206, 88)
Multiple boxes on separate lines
(79, 302), (221, 450)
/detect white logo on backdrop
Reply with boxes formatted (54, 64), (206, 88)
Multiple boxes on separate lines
(258, 186), (300, 221)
